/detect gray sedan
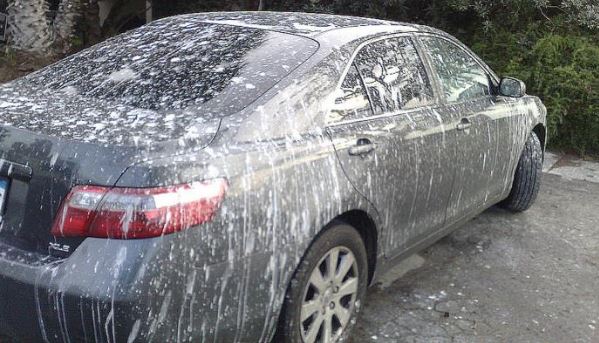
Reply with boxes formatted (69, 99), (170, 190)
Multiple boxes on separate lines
(0, 11), (545, 343)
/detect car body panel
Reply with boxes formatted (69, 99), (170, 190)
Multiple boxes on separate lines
(326, 105), (459, 258)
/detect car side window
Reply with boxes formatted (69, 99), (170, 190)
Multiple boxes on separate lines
(421, 37), (491, 102)
(329, 63), (373, 122)
(353, 37), (435, 114)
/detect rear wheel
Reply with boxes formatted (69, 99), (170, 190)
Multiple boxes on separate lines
(501, 133), (543, 212)
(277, 223), (368, 343)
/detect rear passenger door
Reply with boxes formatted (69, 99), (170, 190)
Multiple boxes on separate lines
(418, 35), (505, 221)
(326, 36), (457, 258)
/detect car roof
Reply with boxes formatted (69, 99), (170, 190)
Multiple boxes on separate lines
(164, 11), (443, 45)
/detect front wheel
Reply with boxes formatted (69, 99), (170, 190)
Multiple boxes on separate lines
(501, 133), (543, 212)
(277, 223), (368, 343)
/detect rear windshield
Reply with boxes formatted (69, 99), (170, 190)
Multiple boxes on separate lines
(18, 17), (318, 115)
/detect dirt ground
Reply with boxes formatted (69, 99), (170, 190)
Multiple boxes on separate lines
(354, 173), (599, 343)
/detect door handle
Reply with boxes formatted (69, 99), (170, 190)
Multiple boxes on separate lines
(456, 118), (472, 131)
(348, 138), (375, 156)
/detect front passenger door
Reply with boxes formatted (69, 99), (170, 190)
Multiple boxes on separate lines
(419, 36), (502, 221)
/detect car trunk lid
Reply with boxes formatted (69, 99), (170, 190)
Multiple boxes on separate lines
(0, 126), (137, 256)
(0, 90), (219, 258)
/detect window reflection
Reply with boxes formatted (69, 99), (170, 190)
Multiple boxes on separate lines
(21, 19), (317, 114)
(354, 37), (435, 114)
(421, 37), (490, 102)
(329, 64), (372, 122)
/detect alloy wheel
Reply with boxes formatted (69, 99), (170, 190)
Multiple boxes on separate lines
(299, 246), (359, 343)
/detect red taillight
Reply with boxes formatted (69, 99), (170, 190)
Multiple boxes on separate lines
(51, 179), (228, 239)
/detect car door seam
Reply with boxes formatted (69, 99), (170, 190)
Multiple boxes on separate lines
(324, 128), (383, 223)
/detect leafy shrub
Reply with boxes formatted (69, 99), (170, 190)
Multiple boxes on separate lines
(473, 29), (599, 155)
(531, 35), (599, 155)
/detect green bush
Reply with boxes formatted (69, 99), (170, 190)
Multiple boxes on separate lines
(490, 33), (599, 155)
(529, 35), (599, 154)
(473, 30), (599, 155)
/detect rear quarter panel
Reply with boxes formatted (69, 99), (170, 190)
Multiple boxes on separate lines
(111, 133), (375, 341)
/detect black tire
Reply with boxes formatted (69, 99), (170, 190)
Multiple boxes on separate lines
(276, 223), (368, 343)
(501, 133), (543, 212)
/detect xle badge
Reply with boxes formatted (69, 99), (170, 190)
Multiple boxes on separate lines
(49, 242), (71, 254)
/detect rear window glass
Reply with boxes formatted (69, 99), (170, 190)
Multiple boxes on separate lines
(18, 18), (318, 114)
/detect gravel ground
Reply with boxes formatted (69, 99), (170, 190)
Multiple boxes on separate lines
(354, 173), (599, 343)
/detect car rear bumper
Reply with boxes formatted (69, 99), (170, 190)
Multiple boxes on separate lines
(0, 238), (274, 342)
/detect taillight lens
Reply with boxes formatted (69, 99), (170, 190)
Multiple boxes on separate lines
(51, 179), (228, 239)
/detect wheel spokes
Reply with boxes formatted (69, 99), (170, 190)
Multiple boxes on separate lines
(326, 248), (340, 281)
(308, 267), (328, 294)
(322, 313), (333, 343)
(333, 304), (351, 326)
(336, 277), (358, 298)
(304, 312), (323, 343)
(301, 300), (320, 321)
(335, 253), (355, 283)
(300, 246), (360, 343)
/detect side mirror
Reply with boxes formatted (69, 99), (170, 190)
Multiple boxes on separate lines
(499, 77), (526, 98)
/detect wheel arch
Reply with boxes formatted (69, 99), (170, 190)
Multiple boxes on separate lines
(333, 209), (379, 285)
(273, 209), (378, 341)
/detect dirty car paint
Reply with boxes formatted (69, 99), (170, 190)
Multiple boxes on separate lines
(0, 12), (546, 343)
